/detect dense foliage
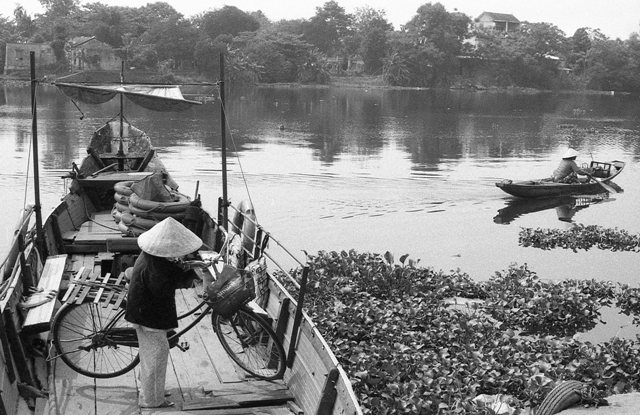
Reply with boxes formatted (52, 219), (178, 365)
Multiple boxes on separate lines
(279, 250), (640, 414)
(2, 1), (640, 90)
(519, 225), (640, 252)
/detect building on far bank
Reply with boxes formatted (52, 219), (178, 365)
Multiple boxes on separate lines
(4, 43), (56, 74)
(67, 36), (120, 71)
(474, 12), (520, 32)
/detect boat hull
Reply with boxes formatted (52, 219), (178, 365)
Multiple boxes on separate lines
(496, 180), (608, 198)
(496, 160), (625, 198)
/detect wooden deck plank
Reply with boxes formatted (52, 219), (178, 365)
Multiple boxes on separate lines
(47, 360), (140, 415)
(182, 388), (293, 410)
(47, 260), (298, 415)
(177, 406), (293, 415)
(93, 273), (112, 304)
(62, 266), (85, 303)
(72, 211), (122, 244)
(178, 286), (242, 384)
(75, 272), (99, 304)
(167, 288), (240, 402)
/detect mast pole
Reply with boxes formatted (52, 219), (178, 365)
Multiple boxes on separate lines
(220, 53), (228, 230)
(29, 52), (45, 251)
(117, 61), (125, 170)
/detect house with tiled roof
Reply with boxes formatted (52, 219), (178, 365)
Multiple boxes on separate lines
(475, 12), (520, 32)
(67, 36), (120, 71)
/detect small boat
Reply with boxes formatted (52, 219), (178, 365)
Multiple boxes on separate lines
(0, 54), (362, 414)
(495, 160), (625, 198)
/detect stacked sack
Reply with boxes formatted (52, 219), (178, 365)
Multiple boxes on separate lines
(112, 172), (191, 237)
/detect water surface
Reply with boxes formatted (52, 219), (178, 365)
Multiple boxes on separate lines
(1, 85), (639, 291)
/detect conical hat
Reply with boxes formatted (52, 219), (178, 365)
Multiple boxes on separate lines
(137, 217), (202, 257)
(562, 148), (578, 159)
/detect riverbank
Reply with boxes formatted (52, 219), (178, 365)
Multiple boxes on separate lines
(1, 72), (630, 96)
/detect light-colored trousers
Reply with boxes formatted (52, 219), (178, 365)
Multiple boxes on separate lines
(134, 324), (170, 407)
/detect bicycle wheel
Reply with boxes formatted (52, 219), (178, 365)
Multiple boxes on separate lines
(52, 302), (140, 378)
(212, 309), (286, 380)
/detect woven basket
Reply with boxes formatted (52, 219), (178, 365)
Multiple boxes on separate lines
(206, 265), (256, 317)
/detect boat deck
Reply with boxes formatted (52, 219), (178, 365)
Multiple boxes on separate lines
(44, 212), (295, 414)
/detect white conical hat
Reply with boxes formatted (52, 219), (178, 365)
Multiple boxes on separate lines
(562, 148), (578, 159)
(137, 217), (202, 257)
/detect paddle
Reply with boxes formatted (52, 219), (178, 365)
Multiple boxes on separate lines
(586, 173), (616, 193)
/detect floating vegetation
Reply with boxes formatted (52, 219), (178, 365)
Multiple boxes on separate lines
(279, 250), (640, 415)
(519, 224), (640, 252)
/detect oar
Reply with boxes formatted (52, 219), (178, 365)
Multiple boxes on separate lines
(586, 173), (616, 193)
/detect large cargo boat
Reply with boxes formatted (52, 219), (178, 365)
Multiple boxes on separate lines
(0, 53), (362, 415)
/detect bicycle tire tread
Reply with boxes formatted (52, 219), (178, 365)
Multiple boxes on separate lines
(52, 302), (140, 378)
(213, 309), (286, 380)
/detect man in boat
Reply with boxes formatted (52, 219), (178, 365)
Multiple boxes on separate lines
(124, 217), (207, 408)
(551, 148), (593, 183)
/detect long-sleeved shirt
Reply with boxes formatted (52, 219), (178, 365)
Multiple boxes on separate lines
(552, 159), (586, 182)
(125, 252), (196, 330)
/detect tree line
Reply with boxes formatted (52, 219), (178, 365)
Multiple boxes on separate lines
(2, 0), (640, 92)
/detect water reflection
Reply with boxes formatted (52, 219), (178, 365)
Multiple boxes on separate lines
(494, 193), (613, 224)
(2, 83), (640, 285)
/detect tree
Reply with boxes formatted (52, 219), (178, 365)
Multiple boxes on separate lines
(584, 37), (638, 91)
(302, 1), (352, 56)
(92, 9), (125, 47)
(193, 35), (230, 76)
(200, 6), (260, 40)
(0, 16), (14, 70)
(353, 7), (391, 74)
(567, 28), (591, 74)
(236, 30), (327, 83)
(387, 2), (471, 86)
(472, 21), (570, 88)
(138, 13), (197, 70)
(518, 22), (567, 57)
(14, 6), (36, 40)
(383, 31), (438, 87)
(39, 0), (79, 18)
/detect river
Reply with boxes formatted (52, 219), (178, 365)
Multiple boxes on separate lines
(1, 84), (639, 307)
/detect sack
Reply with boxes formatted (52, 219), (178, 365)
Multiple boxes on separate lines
(206, 265), (256, 317)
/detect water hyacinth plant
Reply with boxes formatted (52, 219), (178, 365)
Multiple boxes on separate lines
(278, 250), (640, 415)
(519, 225), (640, 252)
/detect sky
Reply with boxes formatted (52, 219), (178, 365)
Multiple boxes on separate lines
(1, 0), (639, 40)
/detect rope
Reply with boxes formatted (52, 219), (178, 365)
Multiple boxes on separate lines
(23, 86), (35, 210)
(218, 96), (257, 222)
(81, 196), (120, 232)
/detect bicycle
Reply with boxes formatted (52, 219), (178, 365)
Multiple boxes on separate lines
(50, 257), (286, 381)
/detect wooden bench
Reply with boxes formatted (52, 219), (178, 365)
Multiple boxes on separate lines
(21, 255), (67, 334)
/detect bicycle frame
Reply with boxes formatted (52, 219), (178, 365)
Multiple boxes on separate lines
(103, 297), (215, 349)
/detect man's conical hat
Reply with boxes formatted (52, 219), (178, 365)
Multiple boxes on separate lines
(137, 217), (202, 257)
(562, 148), (578, 159)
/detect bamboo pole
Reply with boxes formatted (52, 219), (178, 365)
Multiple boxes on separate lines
(29, 52), (45, 254)
(220, 53), (228, 230)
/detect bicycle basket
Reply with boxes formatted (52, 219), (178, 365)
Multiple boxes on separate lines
(206, 265), (256, 317)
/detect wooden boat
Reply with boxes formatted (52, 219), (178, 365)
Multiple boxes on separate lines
(495, 160), (625, 198)
(0, 54), (362, 415)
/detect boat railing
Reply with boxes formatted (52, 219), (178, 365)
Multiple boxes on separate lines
(225, 201), (309, 367)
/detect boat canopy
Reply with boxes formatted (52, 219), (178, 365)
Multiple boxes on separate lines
(55, 82), (202, 112)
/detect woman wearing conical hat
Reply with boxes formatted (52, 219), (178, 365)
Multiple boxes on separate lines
(551, 148), (592, 183)
(125, 217), (207, 408)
